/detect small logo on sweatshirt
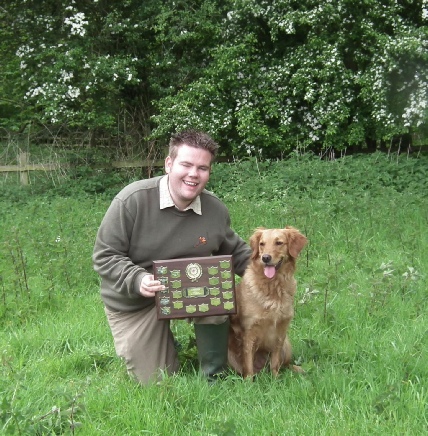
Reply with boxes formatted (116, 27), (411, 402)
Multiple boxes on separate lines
(194, 236), (207, 248)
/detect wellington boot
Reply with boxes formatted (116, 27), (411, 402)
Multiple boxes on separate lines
(194, 320), (229, 381)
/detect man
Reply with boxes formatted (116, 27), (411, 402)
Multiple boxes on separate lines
(93, 130), (251, 384)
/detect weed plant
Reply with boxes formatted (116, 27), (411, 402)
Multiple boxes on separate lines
(0, 153), (427, 434)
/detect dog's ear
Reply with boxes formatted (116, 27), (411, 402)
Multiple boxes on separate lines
(285, 227), (308, 258)
(249, 228), (265, 260)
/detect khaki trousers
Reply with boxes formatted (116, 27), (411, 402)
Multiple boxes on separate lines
(104, 305), (227, 384)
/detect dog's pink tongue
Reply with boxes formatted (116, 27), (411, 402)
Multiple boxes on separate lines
(264, 265), (276, 279)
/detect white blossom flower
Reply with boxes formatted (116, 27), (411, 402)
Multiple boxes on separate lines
(66, 86), (80, 100)
(60, 71), (74, 82)
(64, 12), (88, 37)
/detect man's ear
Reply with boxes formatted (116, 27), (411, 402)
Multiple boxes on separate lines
(165, 156), (172, 173)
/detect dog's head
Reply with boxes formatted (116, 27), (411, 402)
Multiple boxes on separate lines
(249, 226), (307, 278)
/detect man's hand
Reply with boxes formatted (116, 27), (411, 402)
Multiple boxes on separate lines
(139, 274), (166, 297)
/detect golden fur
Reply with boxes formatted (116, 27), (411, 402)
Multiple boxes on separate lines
(228, 226), (307, 378)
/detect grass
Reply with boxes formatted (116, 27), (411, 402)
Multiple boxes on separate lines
(0, 152), (427, 434)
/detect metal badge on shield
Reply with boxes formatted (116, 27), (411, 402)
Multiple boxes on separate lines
(185, 263), (203, 282)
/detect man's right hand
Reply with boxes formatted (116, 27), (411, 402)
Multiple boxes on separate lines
(139, 274), (166, 298)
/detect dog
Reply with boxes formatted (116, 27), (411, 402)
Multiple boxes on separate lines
(228, 226), (307, 378)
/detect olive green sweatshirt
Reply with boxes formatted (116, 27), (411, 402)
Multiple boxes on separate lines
(93, 176), (251, 312)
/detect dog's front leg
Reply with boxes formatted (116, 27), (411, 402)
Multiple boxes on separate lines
(242, 332), (256, 379)
(270, 346), (282, 377)
(271, 335), (287, 376)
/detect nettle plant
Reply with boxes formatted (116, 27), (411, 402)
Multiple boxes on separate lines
(152, 0), (428, 155)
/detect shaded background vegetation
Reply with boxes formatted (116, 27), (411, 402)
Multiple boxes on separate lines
(1, 0), (427, 159)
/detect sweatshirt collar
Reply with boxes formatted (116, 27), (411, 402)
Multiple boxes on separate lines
(159, 175), (202, 215)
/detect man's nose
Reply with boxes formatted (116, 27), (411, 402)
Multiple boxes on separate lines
(188, 166), (198, 177)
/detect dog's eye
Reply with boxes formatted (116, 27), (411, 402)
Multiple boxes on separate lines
(259, 242), (265, 247)
(275, 241), (284, 246)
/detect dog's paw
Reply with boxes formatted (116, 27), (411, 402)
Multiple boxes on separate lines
(290, 364), (305, 374)
(242, 372), (255, 381)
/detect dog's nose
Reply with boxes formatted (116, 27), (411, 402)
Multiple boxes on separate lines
(262, 254), (271, 264)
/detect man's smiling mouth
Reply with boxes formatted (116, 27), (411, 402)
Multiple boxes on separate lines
(184, 181), (198, 186)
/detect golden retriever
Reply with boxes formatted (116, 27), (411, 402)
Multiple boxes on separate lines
(228, 226), (307, 378)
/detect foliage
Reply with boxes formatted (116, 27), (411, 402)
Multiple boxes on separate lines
(1, 1), (427, 156)
(0, 0), (223, 144)
(152, 0), (428, 154)
(208, 151), (428, 204)
(0, 154), (427, 434)
(1, 0), (151, 133)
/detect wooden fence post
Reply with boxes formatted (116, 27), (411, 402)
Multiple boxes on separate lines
(19, 151), (29, 185)
(0, 149), (229, 185)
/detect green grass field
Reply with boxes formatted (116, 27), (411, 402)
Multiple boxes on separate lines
(1, 152), (427, 434)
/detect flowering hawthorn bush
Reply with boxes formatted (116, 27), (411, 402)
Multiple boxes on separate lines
(2, 1), (146, 132)
(152, 0), (428, 154)
(0, 0), (427, 155)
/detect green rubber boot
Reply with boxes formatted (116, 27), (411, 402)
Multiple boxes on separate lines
(194, 320), (229, 381)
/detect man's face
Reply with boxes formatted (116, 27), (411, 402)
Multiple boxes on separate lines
(165, 144), (212, 210)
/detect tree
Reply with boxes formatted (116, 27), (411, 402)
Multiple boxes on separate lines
(1, 0), (427, 155)
(1, 0), (225, 149)
(1, 1), (151, 134)
(151, 0), (428, 155)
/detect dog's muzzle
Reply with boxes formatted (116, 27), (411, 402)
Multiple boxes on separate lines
(262, 255), (283, 269)
(262, 255), (284, 278)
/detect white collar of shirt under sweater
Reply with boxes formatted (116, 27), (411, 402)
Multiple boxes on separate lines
(159, 175), (202, 215)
